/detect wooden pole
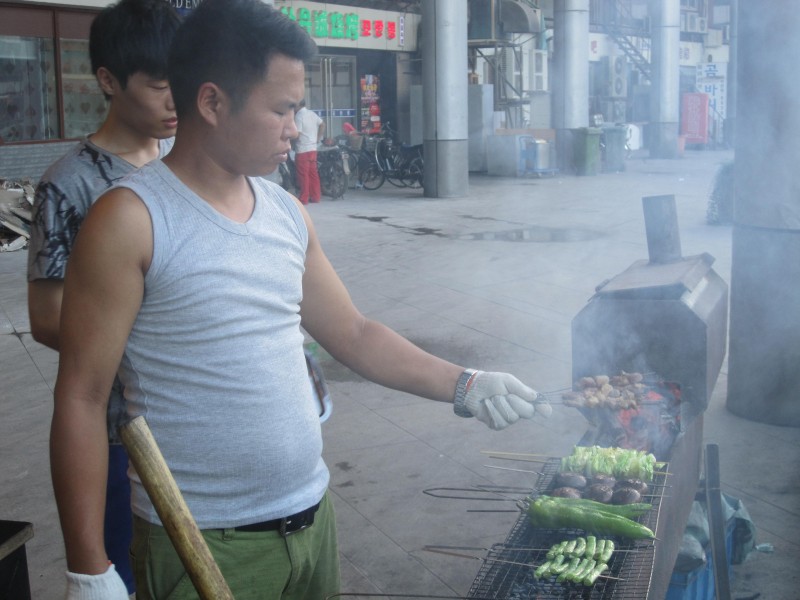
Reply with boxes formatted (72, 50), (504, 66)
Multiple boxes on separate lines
(119, 416), (234, 600)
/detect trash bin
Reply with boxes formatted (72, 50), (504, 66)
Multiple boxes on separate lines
(602, 125), (627, 172)
(573, 127), (601, 176)
(533, 139), (550, 171)
(519, 137), (551, 174)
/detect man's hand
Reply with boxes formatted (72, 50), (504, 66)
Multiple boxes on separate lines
(457, 370), (551, 430)
(66, 563), (129, 600)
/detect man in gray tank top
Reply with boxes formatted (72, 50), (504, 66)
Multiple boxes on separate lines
(49, 1), (551, 598)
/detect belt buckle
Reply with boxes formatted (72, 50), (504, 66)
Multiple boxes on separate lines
(279, 513), (311, 537)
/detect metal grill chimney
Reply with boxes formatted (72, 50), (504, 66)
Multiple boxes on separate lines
(572, 195), (728, 418)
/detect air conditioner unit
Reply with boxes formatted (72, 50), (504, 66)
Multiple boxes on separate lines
(697, 18), (708, 34)
(605, 99), (626, 124)
(706, 28), (723, 47)
(530, 49), (548, 92)
(609, 54), (628, 98)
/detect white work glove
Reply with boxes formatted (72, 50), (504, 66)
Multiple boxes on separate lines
(66, 563), (129, 600)
(454, 370), (551, 430)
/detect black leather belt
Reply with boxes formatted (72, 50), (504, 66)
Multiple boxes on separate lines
(233, 501), (321, 536)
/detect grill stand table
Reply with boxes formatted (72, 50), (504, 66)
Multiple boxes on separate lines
(0, 520), (33, 599)
(466, 414), (703, 599)
(642, 413), (703, 599)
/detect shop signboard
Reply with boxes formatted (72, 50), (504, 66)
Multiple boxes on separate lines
(678, 41), (703, 66)
(696, 62), (726, 119)
(274, 1), (419, 51)
(169, 0), (201, 16)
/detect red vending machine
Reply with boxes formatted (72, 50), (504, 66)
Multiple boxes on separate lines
(680, 92), (709, 145)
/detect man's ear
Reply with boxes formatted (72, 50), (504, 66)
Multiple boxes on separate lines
(95, 67), (119, 97)
(196, 82), (227, 127)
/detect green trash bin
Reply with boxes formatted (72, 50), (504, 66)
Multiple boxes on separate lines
(573, 127), (601, 176)
(602, 125), (627, 172)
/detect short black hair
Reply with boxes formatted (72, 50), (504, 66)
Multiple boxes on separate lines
(168, 0), (317, 118)
(90, 0), (181, 99)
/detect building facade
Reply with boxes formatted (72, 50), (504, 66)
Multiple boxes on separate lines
(0, 0), (732, 181)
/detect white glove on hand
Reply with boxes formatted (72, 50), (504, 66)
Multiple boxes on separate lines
(464, 371), (551, 430)
(66, 563), (129, 600)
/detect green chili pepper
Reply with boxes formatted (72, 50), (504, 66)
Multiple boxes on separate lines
(564, 539), (578, 555)
(549, 553), (569, 575)
(557, 557), (581, 582)
(546, 542), (559, 560)
(594, 539), (606, 560)
(583, 562), (609, 586)
(584, 535), (596, 559)
(573, 537), (587, 557)
(575, 558), (597, 582)
(534, 560), (552, 579)
(566, 558), (593, 582)
(601, 539), (615, 563)
(527, 498), (655, 540)
(538, 495), (652, 519)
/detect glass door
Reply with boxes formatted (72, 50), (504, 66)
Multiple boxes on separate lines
(306, 55), (357, 139)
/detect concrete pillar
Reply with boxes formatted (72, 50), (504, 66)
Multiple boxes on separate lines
(422, 0), (468, 197)
(727, 2), (800, 426)
(648, 0), (680, 158)
(724, 0), (737, 147)
(552, 0), (590, 172)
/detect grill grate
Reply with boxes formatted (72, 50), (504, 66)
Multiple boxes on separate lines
(467, 458), (667, 599)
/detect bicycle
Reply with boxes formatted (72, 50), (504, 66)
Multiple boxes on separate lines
(278, 144), (349, 199)
(349, 123), (424, 191)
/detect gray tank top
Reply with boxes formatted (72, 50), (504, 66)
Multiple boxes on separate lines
(116, 160), (328, 529)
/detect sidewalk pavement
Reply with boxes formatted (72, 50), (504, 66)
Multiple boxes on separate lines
(1, 149), (798, 599)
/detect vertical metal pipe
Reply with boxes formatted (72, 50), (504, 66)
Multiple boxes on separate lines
(552, 0), (589, 170)
(422, 0), (469, 197)
(725, 0), (737, 146)
(648, 0), (680, 158)
(642, 195), (682, 264)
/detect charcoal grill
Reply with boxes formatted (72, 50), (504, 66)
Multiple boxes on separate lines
(571, 195), (728, 420)
(467, 458), (666, 600)
(467, 196), (722, 599)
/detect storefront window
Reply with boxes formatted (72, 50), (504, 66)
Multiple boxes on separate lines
(0, 35), (58, 143)
(61, 39), (106, 139)
(0, 6), (99, 144)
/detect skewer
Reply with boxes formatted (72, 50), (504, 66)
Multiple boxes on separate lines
(494, 543), (640, 554)
(421, 546), (625, 581)
(481, 451), (672, 476)
(480, 450), (552, 458)
(484, 455), (549, 464)
(483, 464), (540, 474)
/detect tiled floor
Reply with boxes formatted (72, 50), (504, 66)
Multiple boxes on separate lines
(2, 149), (798, 598)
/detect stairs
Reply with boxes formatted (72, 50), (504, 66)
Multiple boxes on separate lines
(601, 0), (651, 82)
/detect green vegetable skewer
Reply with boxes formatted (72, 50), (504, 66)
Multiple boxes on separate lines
(527, 497), (655, 540)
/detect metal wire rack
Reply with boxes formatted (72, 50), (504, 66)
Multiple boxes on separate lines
(466, 458), (667, 599)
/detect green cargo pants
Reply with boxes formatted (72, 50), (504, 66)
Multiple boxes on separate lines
(130, 492), (340, 599)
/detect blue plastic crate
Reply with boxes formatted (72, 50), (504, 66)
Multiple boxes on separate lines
(666, 519), (734, 600)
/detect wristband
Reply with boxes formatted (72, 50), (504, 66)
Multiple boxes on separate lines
(453, 368), (479, 418)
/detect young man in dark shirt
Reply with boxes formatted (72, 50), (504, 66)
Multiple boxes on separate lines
(27, 0), (180, 595)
